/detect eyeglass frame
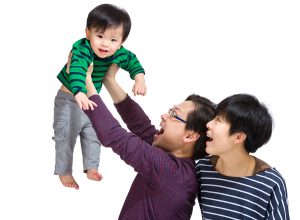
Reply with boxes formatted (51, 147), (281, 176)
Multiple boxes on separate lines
(168, 107), (187, 123)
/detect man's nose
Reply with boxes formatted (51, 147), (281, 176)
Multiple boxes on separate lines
(161, 113), (168, 121)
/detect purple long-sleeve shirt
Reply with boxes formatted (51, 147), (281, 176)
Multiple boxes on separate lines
(85, 95), (198, 220)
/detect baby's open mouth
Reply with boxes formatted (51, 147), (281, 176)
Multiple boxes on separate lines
(99, 49), (108, 52)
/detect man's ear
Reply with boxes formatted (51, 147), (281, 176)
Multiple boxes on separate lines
(234, 132), (247, 144)
(183, 131), (200, 143)
(85, 28), (91, 40)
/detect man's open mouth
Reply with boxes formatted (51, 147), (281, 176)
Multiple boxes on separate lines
(157, 128), (164, 135)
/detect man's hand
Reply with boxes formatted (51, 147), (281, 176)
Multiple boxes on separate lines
(66, 52), (72, 73)
(86, 61), (94, 77)
(66, 52), (96, 110)
(132, 74), (147, 96)
(75, 92), (97, 110)
(86, 64), (97, 98)
(104, 63), (119, 81)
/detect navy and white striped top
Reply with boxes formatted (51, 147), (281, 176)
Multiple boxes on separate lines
(195, 156), (289, 220)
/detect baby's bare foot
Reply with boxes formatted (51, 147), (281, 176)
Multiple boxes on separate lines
(59, 175), (79, 190)
(87, 169), (103, 181)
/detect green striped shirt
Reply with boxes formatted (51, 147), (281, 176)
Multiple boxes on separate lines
(57, 38), (145, 94)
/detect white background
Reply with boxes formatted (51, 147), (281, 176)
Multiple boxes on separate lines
(0, 0), (299, 219)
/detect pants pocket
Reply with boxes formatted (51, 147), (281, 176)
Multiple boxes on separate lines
(52, 121), (68, 142)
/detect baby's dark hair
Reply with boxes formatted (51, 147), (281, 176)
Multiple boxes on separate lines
(185, 94), (216, 160)
(86, 4), (131, 42)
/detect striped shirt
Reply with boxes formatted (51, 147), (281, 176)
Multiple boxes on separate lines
(84, 95), (198, 220)
(195, 156), (290, 220)
(57, 38), (145, 95)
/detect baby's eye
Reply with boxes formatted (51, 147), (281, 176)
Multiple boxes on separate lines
(97, 35), (103, 38)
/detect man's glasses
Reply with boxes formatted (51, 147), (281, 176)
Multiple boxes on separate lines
(168, 107), (187, 123)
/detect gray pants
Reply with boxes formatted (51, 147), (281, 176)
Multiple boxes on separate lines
(52, 90), (101, 175)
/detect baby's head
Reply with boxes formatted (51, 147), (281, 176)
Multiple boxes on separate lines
(86, 4), (131, 58)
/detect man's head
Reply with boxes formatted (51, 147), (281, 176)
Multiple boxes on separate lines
(153, 94), (215, 159)
(85, 4), (131, 58)
(206, 94), (273, 155)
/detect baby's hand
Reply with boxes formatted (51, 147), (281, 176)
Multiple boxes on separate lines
(75, 92), (97, 110)
(132, 73), (146, 96)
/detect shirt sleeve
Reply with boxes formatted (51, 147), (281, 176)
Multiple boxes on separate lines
(195, 161), (201, 181)
(266, 177), (290, 220)
(116, 47), (145, 79)
(69, 41), (93, 95)
(195, 160), (202, 204)
(114, 95), (157, 145)
(84, 95), (180, 186)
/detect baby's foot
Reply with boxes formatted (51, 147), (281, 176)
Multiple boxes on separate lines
(59, 175), (79, 190)
(87, 169), (103, 181)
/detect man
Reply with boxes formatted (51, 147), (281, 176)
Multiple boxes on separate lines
(84, 65), (215, 219)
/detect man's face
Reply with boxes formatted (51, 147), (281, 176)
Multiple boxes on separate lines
(153, 101), (195, 153)
(86, 26), (123, 58)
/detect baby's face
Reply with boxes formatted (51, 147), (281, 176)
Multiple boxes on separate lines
(86, 26), (123, 58)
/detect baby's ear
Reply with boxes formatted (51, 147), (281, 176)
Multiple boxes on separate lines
(85, 28), (91, 40)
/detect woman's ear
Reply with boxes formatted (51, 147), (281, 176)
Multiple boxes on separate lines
(234, 132), (247, 144)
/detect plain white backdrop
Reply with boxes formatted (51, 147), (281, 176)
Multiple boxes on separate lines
(0, 0), (299, 219)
